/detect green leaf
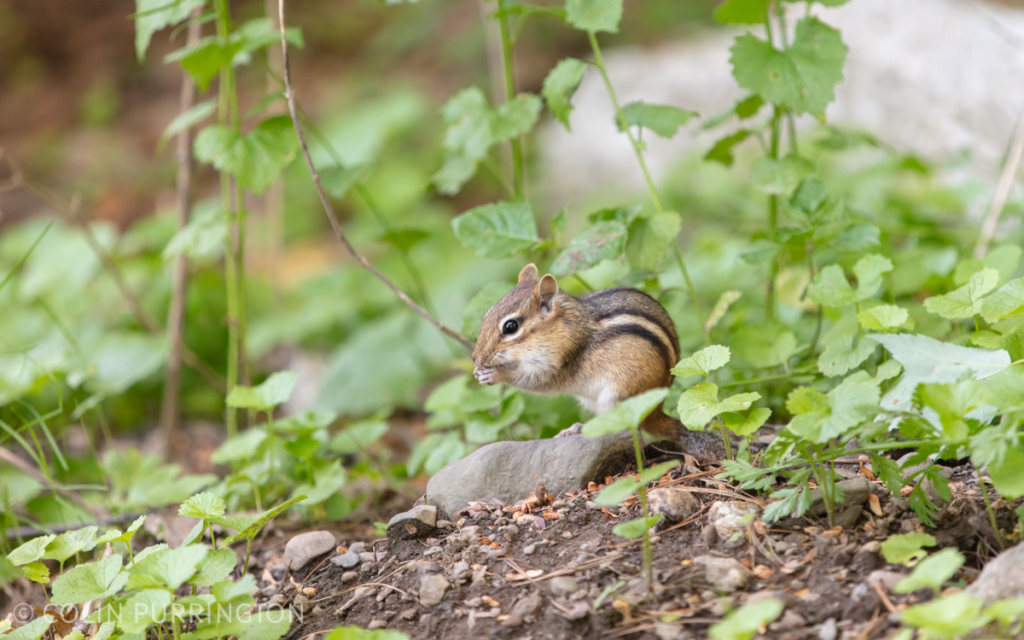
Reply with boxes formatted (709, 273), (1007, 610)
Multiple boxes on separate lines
(787, 387), (828, 414)
(581, 388), (669, 437)
(625, 212), (681, 270)
(542, 59), (587, 129)
(162, 203), (228, 261)
(551, 206), (568, 242)
(135, 0), (206, 60)
(880, 532), (936, 566)
(6, 535), (56, 566)
(618, 102), (697, 138)
(612, 515), (663, 539)
(193, 116), (298, 194)
(565, 0), (622, 33)
(988, 447), (1024, 499)
(594, 476), (641, 507)
(709, 599), (784, 640)
(325, 626), (412, 640)
(291, 460), (346, 505)
(788, 371), (880, 443)
(722, 408), (771, 436)
(730, 17), (848, 116)
(550, 221), (627, 276)
(749, 154), (814, 195)
(179, 492), (226, 520)
(894, 547), (964, 594)
(858, 305), (910, 331)
(672, 345), (731, 379)
(900, 593), (987, 640)
(462, 282), (512, 342)
(704, 129), (751, 166)
(731, 324), (797, 368)
(714, 0), (767, 24)
(677, 383), (760, 430)
(981, 277), (1024, 323)
(189, 549), (238, 587)
(320, 165), (367, 199)
(51, 553), (128, 605)
(21, 562), (49, 585)
(868, 333), (1010, 411)
(165, 37), (242, 92)
(120, 589), (173, 633)
(43, 526), (97, 562)
(924, 268), (999, 319)
(219, 495), (306, 545)
(159, 99), (217, 148)
(380, 229), (429, 252)
(983, 598), (1024, 627)
(490, 94), (542, 142)
(330, 418), (389, 455)
(705, 290), (742, 332)
(451, 201), (540, 259)
(127, 543), (208, 590)
(4, 615), (53, 640)
(95, 515), (147, 547)
(818, 334), (875, 377)
(809, 254), (893, 307)
(226, 370), (297, 411)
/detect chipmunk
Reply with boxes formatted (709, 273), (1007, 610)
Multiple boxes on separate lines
(472, 264), (726, 461)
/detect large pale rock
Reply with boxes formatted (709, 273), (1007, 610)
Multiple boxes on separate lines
(284, 531), (336, 571)
(426, 432), (637, 517)
(966, 541), (1024, 604)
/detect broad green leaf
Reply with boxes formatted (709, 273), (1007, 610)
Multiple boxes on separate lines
(451, 201), (540, 259)
(51, 553), (128, 605)
(220, 495), (306, 545)
(853, 254), (894, 300)
(179, 492), (226, 520)
(159, 99), (217, 148)
(594, 476), (640, 507)
(135, 0), (206, 60)
(894, 547), (964, 594)
(672, 345), (731, 379)
(749, 154), (814, 195)
(330, 418), (389, 455)
(43, 526), (97, 562)
(120, 589), (173, 633)
(612, 515), (662, 539)
(189, 549), (238, 587)
(582, 388), (669, 437)
(730, 17), (847, 116)
(196, 610), (293, 640)
(490, 94), (542, 142)
(565, 0), (622, 33)
(432, 88), (491, 194)
(626, 212), (681, 270)
(551, 206), (568, 242)
(325, 627), (410, 640)
(809, 254), (893, 307)
(380, 229), (429, 253)
(550, 221), (627, 276)
(4, 615), (53, 640)
(226, 370), (297, 411)
(818, 334), (875, 377)
(788, 371), (880, 443)
(900, 593), (987, 640)
(731, 324), (797, 368)
(127, 543), (208, 590)
(291, 460), (346, 505)
(7, 535), (56, 566)
(637, 460), (680, 484)
(984, 598), (1024, 627)
(542, 59), (587, 129)
(954, 244), (1022, 286)
(924, 268), (999, 319)
(165, 37), (243, 92)
(705, 129), (750, 166)
(423, 434), (466, 475)
(709, 599), (783, 640)
(704, 290), (742, 332)
(880, 532), (936, 565)
(714, 0), (767, 24)
(868, 333), (1010, 411)
(618, 102), (697, 138)
(722, 408), (771, 436)
(981, 277), (1024, 323)
(162, 203), (228, 261)
(461, 282), (511, 341)
(786, 387), (828, 414)
(211, 428), (268, 464)
(858, 305), (909, 331)
(677, 383), (760, 430)
(988, 447), (1024, 499)
(21, 562), (49, 584)
(193, 116), (298, 194)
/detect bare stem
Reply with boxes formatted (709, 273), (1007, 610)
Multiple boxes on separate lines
(975, 108), (1024, 259)
(276, 0), (474, 350)
(496, 0), (525, 198)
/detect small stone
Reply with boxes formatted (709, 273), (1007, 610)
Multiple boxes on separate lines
(359, 562), (376, 574)
(502, 591), (542, 627)
(283, 531), (336, 571)
(312, 605), (324, 616)
(348, 542), (367, 554)
(331, 551), (360, 569)
(819, 617), (838, 640)
(268, 594), (286, 606)
(292, 594), (311, 613)
(810, 478), (870, 516)
(770, 610), (806, 632)
(707, 502), (761, 545)
(419, 574), (449, 608)
(359, 551), (383, 563)
(452, 561), (471, 583)
(790, 580), (805, 591)
(648, 486), (698, 523)
(367, 620), (386, 629)
(586, 501), (601, 511)
(967, 541), (1024, 604)
(550, 576), (579, 597)
(523, 544), (536, 555)
(654, 622), (683, 640)
(867, 570), (905, 592)
(400, 608), (418, 621)
(423, 546), (443, 557)
(387, 504), (439, 541)
(562, 530), (573, 539)
(694, 555), (753, 591)
(437, 519), (454, 528)
(701, 524), (718, 546)
(341, 571), (358, 583)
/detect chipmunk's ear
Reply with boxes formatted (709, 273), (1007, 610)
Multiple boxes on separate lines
(518, 263), (539, 283)
(536, 274), (559, 313)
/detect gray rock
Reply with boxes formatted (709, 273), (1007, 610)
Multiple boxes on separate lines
(867, 570), (905, 592)
(400, 608), (418, 621)
(770, 610), (806, 632)
(331, 551), (360, 569)
(694, 555), (752, 591)
(358, 551), (383, 563)
(967, 541), (1024, 604)
(341, 571), (358, 583)
(810, 478), (870, 517)
(283, 531), (336, 571)
(819, 617), (838, 640)
(348, 542), (367, 554)
(648, 486), (698, 523)
(418, 573), (449, 608)
(292, 594), (311, 613)
(367, 620), (386, 629)
(502, 591), (542, 627)
(452, 561), (471, 584)
(550, 576), (579, 597)
(387, 504), (438, 541)
(426, 431), (640, 517)
(523, 544), (537, 555)
(708, 501), (760, 544)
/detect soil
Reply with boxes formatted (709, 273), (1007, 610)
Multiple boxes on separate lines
(260, 457), (1017, 640)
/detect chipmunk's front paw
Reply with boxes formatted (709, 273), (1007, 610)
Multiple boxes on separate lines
(474, 366), (498, 385)
(555, 422), (584, 438)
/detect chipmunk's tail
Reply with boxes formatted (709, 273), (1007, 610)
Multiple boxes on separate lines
(641, 408), (728, 462)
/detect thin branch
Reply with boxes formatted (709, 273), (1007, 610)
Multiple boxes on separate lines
(974, 107), (1024, 259)
(0, 446), (106, 518)
(275, 1), (474, 351)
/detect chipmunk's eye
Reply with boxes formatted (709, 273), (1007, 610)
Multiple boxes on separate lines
(502, 319), (520, 335)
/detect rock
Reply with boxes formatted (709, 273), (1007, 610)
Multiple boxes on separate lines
(866, 570), (905, 592)
(810, 478), (871, 516)
(819, 618), (838, 640)
(348, 541), (367, 554)
(523, 544), (537, 555)
(366, 620), (386, 629)
(770, 610), (806, 632)
(586, 501), (601, 511)
(283, 531), (336, 571)
(502, 591), (542, 627)
(708, 502), (761, 545)
(693, 555), (753, 592)
(359, 551), (383, 564)
(452, 562), (471, 584)
(312, 605), (324, 616)
(835, 505), (863, 530)
(418, 574), (449, 608)
(292, 594), (311, 614)
(341, 571), (358, 583)
(400, 608), (418, 621)
(426, 431), (641, 516)
(745, 591), (795, 608)
(559, 600), (590, 621)
(423, 545), (443, 557)
(648, 487), (699, 523)
(387, 505), (438, 541)
(550, 576), (579, 597)
(966, 541), (1024, 604)
(654, 622), (683, 640)
(331, 551), (360, 569)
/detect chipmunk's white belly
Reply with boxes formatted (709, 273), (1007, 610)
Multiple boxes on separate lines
(573, 378), (621, 415)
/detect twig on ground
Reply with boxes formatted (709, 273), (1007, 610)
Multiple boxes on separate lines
(975, 107), (1024, 258)
(275, 0), (474, 351)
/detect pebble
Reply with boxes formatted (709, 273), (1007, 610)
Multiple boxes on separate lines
(708, 502), (761, 546)
(550, 576), (579, 597)
(770, 610), (806, 632)
(551, 499), (566, 509)
(523, 544), (536, 555)
(349, 541), (367, 554)
(693, 555), (753, 591)
(423, 546), (443, 557)
(359, 551), (382, 563)
(283, 531), (336, 571)
(819, 617), (838, 640)
(586, 501), (601, 511)
(312, 605), (324, 615)
(648, 486), (699, 523)
(387, 504), (438, 540)
(452, 561), (471, 583)
(867, 570), (906, 591)
(967, 541), (1024, 604)
(292, 594), (311, 613)
(341, 571), (358, 583)
(436, 519), (454, 528)
(562, 530), (574, 539)
(419, 574), (449, 608)
(331, 551), (360, 569)
(367, 620), (386, 629)
(502, 591), (542, 627)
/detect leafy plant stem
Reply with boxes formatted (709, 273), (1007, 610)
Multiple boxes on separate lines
(977, 472), (1004, 549)
(766, 107), (781, 321)
(496, 0), (525, 198)
(672, 245), (708, 340)
(629, 426), (654, 596)
(716, 416), (733, 461)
